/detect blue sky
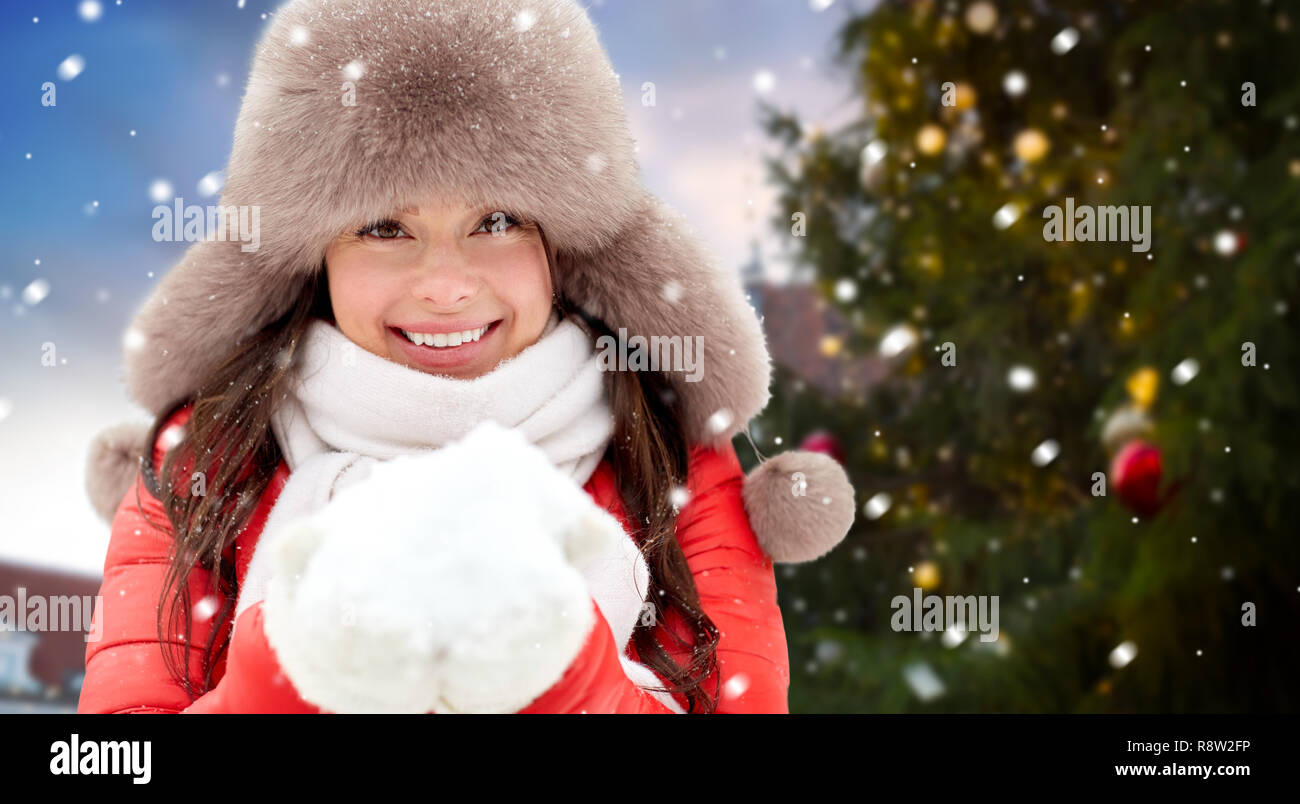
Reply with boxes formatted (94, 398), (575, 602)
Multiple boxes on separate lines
(0, 0), (872, 574)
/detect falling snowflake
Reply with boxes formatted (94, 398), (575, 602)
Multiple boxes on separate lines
(863, 492), (891, 520)
(722, 672), (750, 700)
(1031, 439), (1060, 467)
(669, 485), (691, 510)
(993, 202), (1021, 229)
(1007, 365), (1036, 392)
(122, 327), (146, 352)
(941, 625), (967, 648)
(149, 179), (173, 203)
(160, 424), (185, 450)
(707, 408), (733, 435)
(514, 9), (537, 32)
(1213, 230), (1238, 256)
(1003, 70), (1028, 96)
(862, 139), (887, 166)
(902, 661), (945, 701)
(1109, 640), (1138, 668)
(57, 55), (86, 81)
(197, 171), (225, 198)
(878, 323), (917, 358)
(21, 279), (50, 306)
(194, 595), (220, 623)
(1171, 358), (1199, 385)
(1051, 27), (1079, 54)
(814, 640), (842, 662)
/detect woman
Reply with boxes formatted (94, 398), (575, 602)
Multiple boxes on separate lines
(79, 0), (854, 714)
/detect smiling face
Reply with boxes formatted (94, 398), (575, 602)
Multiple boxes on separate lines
(323, 197), (555, 379)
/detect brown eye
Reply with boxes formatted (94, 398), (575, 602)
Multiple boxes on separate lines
(357, 219), (406, 239)
(474, 211), (521, 235)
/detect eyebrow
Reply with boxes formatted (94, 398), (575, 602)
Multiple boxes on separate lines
(394, 204), (497, 218)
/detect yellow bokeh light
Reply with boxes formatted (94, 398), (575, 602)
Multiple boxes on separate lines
(916, 124), (947, 156)
(914, 561), (941, 590)
(1013, 128), (1050, 163)
(1126, 366), (1159, 408)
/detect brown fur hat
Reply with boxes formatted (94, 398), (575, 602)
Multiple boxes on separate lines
(85, 0), (853, 563)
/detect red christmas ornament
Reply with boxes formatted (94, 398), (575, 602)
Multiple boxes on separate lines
(799, 430), (846, 464)
(1110, 439), (1164, 516)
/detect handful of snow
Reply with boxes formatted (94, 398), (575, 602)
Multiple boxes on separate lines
(260, 420), (625, 713)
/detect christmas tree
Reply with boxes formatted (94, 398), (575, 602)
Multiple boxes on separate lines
(750, 0), (1300, 712)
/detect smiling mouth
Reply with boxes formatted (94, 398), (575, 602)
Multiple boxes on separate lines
(391, 320), (501, 349)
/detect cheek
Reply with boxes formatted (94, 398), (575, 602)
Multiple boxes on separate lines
(326, 251), (398, 345)
(481, 244), (551, 338)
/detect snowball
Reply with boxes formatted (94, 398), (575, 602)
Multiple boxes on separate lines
(262, 421), (629, 713)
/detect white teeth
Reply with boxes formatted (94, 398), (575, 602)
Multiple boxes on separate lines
(400, 324), (489, 348)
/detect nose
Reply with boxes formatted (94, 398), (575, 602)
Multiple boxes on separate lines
(409, 244), (480, 310)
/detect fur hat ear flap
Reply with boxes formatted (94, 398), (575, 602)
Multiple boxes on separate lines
(555, 191), (772, 448)
(86, 422), (152, 524)
(741, 450), (855, 564)
(124, 238), (304, 416)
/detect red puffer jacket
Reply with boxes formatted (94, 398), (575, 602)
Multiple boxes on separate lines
(78, 403), (790, 714)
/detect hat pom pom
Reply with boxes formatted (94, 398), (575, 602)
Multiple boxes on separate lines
(741, 450), (855, 563)
(86, 422), (150, 524)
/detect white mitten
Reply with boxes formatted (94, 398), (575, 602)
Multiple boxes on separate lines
(260, 420), (627, 713)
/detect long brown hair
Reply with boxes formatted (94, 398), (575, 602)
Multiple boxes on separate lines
(138, 225), (722, 712)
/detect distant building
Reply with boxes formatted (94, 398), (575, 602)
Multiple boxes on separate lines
(0, 561), (101, 713)
(741, 240), (886, 400)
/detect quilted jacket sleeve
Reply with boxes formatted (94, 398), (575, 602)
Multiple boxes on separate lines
(518, 440), (791, 714)
(77, 406), (320, 714)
